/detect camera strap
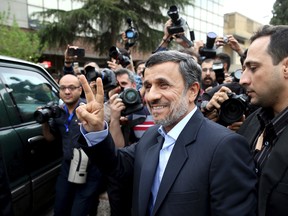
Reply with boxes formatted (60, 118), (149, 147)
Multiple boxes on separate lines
(63, 105), (75, 133)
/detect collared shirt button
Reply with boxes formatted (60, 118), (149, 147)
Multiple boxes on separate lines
(264, 141), (269, 146)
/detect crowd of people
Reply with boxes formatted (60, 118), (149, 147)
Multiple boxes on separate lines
(2, 15), (288, 216)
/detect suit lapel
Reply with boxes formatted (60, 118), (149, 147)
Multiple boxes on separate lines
(138, 135), (164, 216)
(152, 110), (202, 215)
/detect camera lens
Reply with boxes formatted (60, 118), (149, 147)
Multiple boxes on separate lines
(126, 30), (135, 39)
(219, 97), (246, 125)
(122, 88), (138, 104)
(34, 109), (52, 124)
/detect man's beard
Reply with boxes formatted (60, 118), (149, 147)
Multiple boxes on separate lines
(154, 92), (189, 127)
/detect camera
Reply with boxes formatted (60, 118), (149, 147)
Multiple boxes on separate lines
(125, 18), (138, 39)
(212, 60), (225, 84)
(67, 47), (85, 58)
(85, 67), (118, 92)
(167, 5), (187, 34)
(118, 88), (143, 116)
(109, 46), (131, 68)
(222, 35), (229, 44)
(34, 101), (61, 124)
(218, 92), (249, 126)
(125, 18), (138, 49)
(166, 5), (193, 47)
(230, 69), (242, 82)
(199, 32), (217, 59)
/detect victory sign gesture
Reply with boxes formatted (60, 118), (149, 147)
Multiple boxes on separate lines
(76, 75), (105, 132)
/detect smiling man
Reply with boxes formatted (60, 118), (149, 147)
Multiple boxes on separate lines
(76, 50), (257, 216)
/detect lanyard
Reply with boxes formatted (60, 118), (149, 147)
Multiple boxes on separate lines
(64, 105), (75, 133)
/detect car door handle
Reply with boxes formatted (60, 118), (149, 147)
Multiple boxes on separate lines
(28, 135), (44, 144)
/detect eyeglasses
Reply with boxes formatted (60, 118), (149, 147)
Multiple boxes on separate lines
(59, 85), (81, 91)
(202, 68), (214, 73)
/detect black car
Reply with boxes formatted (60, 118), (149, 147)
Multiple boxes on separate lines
(0, 55), (62, 216)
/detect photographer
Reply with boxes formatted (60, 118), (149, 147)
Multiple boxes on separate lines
(108, 68), (153, 148)
(200, 85), (247, 131)
(40, 74), (104, 216)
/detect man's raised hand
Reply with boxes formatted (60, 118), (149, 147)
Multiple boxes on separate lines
(76, 75), (105, 132)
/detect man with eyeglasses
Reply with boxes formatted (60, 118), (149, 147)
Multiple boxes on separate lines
(41, 74), (104, 216)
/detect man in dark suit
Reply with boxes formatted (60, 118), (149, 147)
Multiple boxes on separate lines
(237, 25), (288, 216)
(76, 50), (257, 216)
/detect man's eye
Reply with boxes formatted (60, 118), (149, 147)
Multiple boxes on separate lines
(160, 83), (169, 88)
(250, 66), (257, 72)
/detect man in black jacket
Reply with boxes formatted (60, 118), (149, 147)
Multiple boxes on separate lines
(237, 25), (288, 216)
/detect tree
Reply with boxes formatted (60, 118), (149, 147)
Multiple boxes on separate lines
(34, 0), (192, 55)
(270, 0), (288, 25)
(0, 10), (45, 62)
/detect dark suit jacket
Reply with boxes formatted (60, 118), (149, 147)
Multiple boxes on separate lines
(238, 108), (288, 216)
(81, 109), (257, 216)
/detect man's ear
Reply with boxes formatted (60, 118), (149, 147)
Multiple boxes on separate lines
(188, 82), (200, 103)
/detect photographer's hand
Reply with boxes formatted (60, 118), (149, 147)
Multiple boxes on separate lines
(107, 59), (123, 71)
(227, 35), (244, 56)
(76, 75), (105, 132)
(64, 44), (78, 63)
(227, 115), (245, 132)
(109, 94), (126, 148)
(109, 94), (125, 121)
(205, 86), (232, 111)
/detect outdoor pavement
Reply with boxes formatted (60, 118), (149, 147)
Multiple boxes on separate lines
(42, 192), (110, 216)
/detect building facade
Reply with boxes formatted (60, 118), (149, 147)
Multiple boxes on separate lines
(0, 0), (262, 74)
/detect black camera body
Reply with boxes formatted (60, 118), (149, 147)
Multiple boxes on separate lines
(199, 32), (217, 59)
(212, 61), (225, 84)
(125, 18), (138, 39)
(167, 5), (187, 35)
(125, 18), (138, 49)
(34, 102), (61, 124)
(85, 67), (118, 92)
(109, 46), (131, 68)
(218, 92), (249, 126)
(118, 88), (143, 116)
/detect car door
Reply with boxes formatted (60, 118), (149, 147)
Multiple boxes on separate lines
(0, 58), (62, 216)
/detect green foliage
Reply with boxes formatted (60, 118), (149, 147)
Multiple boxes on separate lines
(270, 0), (288, 25)
(35, 0), (192, 55)
(0, 11), (46, 62)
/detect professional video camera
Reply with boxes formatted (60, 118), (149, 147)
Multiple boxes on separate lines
(167, 5), (193, 47)
(199, 32), (217, 59)
(218, 92), (249, 126)
(85, 67), (118, 92)
(125, 18), (138, 48)
(109, 46), (131, 68)
(34, 101), (61, 124)
(212, 60), (225, 84)
(118, 88), (143, 116)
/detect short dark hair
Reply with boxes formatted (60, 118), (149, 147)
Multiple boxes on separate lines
(250, 25), (288, 65)
(216, 52), (231, 71)
(114, 68), (135, 84)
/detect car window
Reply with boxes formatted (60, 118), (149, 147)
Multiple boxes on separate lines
(0, 67), (59, 123)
